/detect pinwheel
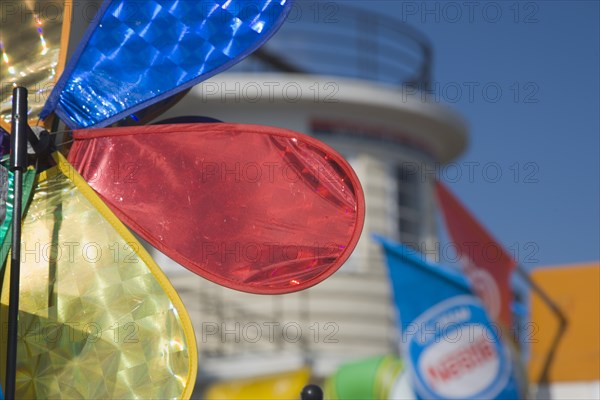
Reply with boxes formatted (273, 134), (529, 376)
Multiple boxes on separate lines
(1, 0), (365, 398)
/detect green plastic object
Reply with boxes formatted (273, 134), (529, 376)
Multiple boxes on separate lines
(325, 355), (403, 400)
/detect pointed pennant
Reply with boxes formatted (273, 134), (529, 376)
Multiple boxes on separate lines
(0, 152), (197, 399)
(375, 236), (520, 400)
(67, 123), (365, 294)
(0, 0), (72, 131)
(40, 0), (293, 129)
(0, 161), (36, 274)
(435, 181), (515, 328)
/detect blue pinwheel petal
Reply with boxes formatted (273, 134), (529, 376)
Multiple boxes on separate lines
(41, 0), (292, 129)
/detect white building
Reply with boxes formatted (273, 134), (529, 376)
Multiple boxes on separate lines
(148, 4), (468, 386)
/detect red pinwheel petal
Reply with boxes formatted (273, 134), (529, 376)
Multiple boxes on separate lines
(68, 123), (364, 294)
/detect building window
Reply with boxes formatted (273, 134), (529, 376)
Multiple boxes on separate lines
(396, 164), (420, 246)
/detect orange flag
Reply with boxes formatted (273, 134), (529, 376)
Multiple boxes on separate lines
(435, 182), (515, 327)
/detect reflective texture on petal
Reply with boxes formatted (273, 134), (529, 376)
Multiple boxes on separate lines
(41, 0), (292, 128)
(0, 162), (36, 273)
(68, 123), (365, 294)
(0, 154), (197, 399)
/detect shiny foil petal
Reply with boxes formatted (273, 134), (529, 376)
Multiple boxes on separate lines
(0, 0), (70, 130)
(0, 162), (36, 274)
(68, 123), (365, 294)
(0, 153), (197, 399)
(41, 0), (292, 129)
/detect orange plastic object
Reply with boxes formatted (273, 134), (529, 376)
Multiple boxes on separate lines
(529, 263), (600, 382)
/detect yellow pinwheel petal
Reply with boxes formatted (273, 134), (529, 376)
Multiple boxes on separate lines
(1, 152), (197, 399)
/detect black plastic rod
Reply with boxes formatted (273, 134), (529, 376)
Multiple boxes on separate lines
(5, 86), (28, 400)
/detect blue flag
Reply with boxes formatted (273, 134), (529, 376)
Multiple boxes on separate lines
(41, 0), (292, 128)
(375, 236), (520, 400)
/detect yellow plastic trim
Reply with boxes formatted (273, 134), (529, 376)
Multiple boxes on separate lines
(57, 0), (73, 78)
(373, 355), (403, 399)
(0, 117), (9, 132)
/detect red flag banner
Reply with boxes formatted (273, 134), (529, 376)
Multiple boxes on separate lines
(435, 182), (515, 327)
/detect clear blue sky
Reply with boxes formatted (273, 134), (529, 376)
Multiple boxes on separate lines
(351, 1), (600, 269)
